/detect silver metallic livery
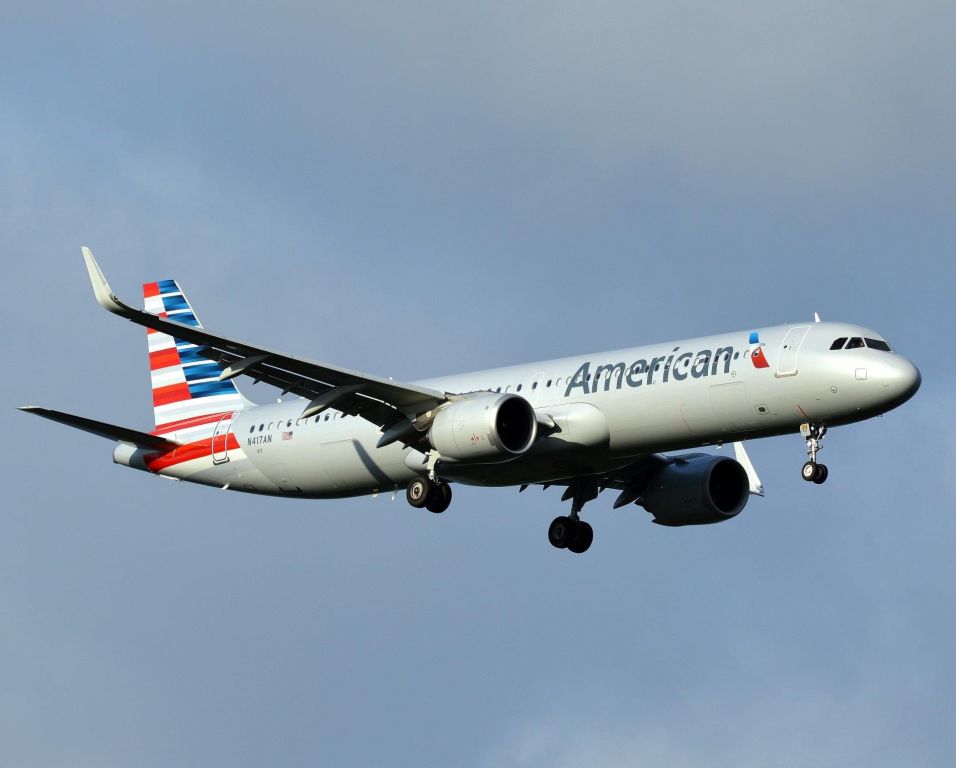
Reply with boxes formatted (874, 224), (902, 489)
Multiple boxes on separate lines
(21, 248), (921, 554)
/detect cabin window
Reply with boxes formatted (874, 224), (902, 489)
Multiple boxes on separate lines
(830, 337), (848, 350)
(287, 420), (293, 428)
(249, 425), (255, 434)
(546, 379), (552, 387)
(845, 337), (865, 349)
(531, 381), (538, 390)
(258, 424), (264, 432)
(865, 338), (892, 352)
(516, 383), (523, 392)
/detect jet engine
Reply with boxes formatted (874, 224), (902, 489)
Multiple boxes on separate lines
(642, 455), (750, 526)
(427, 392), (537, 463)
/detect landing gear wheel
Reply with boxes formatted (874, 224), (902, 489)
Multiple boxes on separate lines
(548, 517), (593, 553)
(426, 481), (452, 513)
(406, 477), (433, 508)
(567, 521), (593, 554)
(800, 422), (829, 484)
(548, 516), (574, 549)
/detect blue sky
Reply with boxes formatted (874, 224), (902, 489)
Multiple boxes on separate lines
(2, 3), (955, 766)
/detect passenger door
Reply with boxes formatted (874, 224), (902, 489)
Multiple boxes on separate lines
(211, 415), (231, 464)
(776, 326), (811, 377)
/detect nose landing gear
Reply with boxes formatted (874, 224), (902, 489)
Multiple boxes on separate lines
(800, 422), (829, 484)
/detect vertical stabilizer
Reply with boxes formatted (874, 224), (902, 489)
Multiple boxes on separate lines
(144, 279), (248, 435)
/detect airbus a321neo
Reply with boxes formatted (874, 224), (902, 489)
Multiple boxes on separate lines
(21, 248), (922, 554)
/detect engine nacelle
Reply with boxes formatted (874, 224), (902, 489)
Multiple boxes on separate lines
(643, 455), (750, 526)
(428, 393), (537, 463)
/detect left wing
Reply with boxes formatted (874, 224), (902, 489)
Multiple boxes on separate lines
(19, 406), (179, 451)
(82, 247), (448, 437)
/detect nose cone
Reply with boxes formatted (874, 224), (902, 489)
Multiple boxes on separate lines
(884, 356), (921, 406)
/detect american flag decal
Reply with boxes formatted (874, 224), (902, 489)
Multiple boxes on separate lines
(282, 431), (294, 441)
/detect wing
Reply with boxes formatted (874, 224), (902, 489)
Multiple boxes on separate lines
(526, 445), (763, 508)
(517, 454), (673, 504)
(81, 247), (448, 437)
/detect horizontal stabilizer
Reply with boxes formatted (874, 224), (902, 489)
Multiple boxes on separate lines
(19, 406), (179, 451)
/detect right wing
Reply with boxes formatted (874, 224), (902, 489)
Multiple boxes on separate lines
(82, 247), (448, 437)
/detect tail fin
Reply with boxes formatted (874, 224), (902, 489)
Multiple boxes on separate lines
(144, 279), (248, 433)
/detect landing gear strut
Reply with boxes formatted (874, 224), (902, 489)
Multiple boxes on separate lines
(406, 476), (453, 513)
(800, 422), (829, 484)
(548, 477), (598, 554)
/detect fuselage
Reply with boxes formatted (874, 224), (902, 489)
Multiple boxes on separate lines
(115, 320), (921, 497)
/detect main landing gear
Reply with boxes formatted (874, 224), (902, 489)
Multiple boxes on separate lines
(548, 477), (598, 554)
(800, 422), (829, 484)
(548, 516), (593, 554)
(406, 476), (453, 514)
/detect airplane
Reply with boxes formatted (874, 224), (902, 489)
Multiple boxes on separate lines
(20, 248), (921, 554)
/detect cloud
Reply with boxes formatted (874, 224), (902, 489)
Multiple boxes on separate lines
(10, 1), (955, 212)
(157, 2), (956, 196)
(2, 5), (954, 767)
(485, 681), (931, 768)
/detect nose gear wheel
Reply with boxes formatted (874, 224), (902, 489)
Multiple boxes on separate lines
(800, 422), (829, 484)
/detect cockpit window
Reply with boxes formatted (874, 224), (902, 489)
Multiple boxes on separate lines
(830, 337), (848, 350)
(845, 337), (865, 349)
(865, 338), (892, 352)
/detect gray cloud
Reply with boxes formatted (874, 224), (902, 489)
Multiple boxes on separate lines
(2, 3), (954, 766)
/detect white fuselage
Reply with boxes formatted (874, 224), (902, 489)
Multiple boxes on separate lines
(117, 320), (920, 497)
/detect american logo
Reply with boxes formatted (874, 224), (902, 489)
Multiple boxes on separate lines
(564, 331), (772, 398)
(749, 331), (770, 369)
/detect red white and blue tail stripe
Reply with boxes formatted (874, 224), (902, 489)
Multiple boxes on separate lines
(144, 279), (248, 436)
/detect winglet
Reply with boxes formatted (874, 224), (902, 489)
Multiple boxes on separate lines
(81, 246), (126, 314)
(733, 441), (765, 497)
